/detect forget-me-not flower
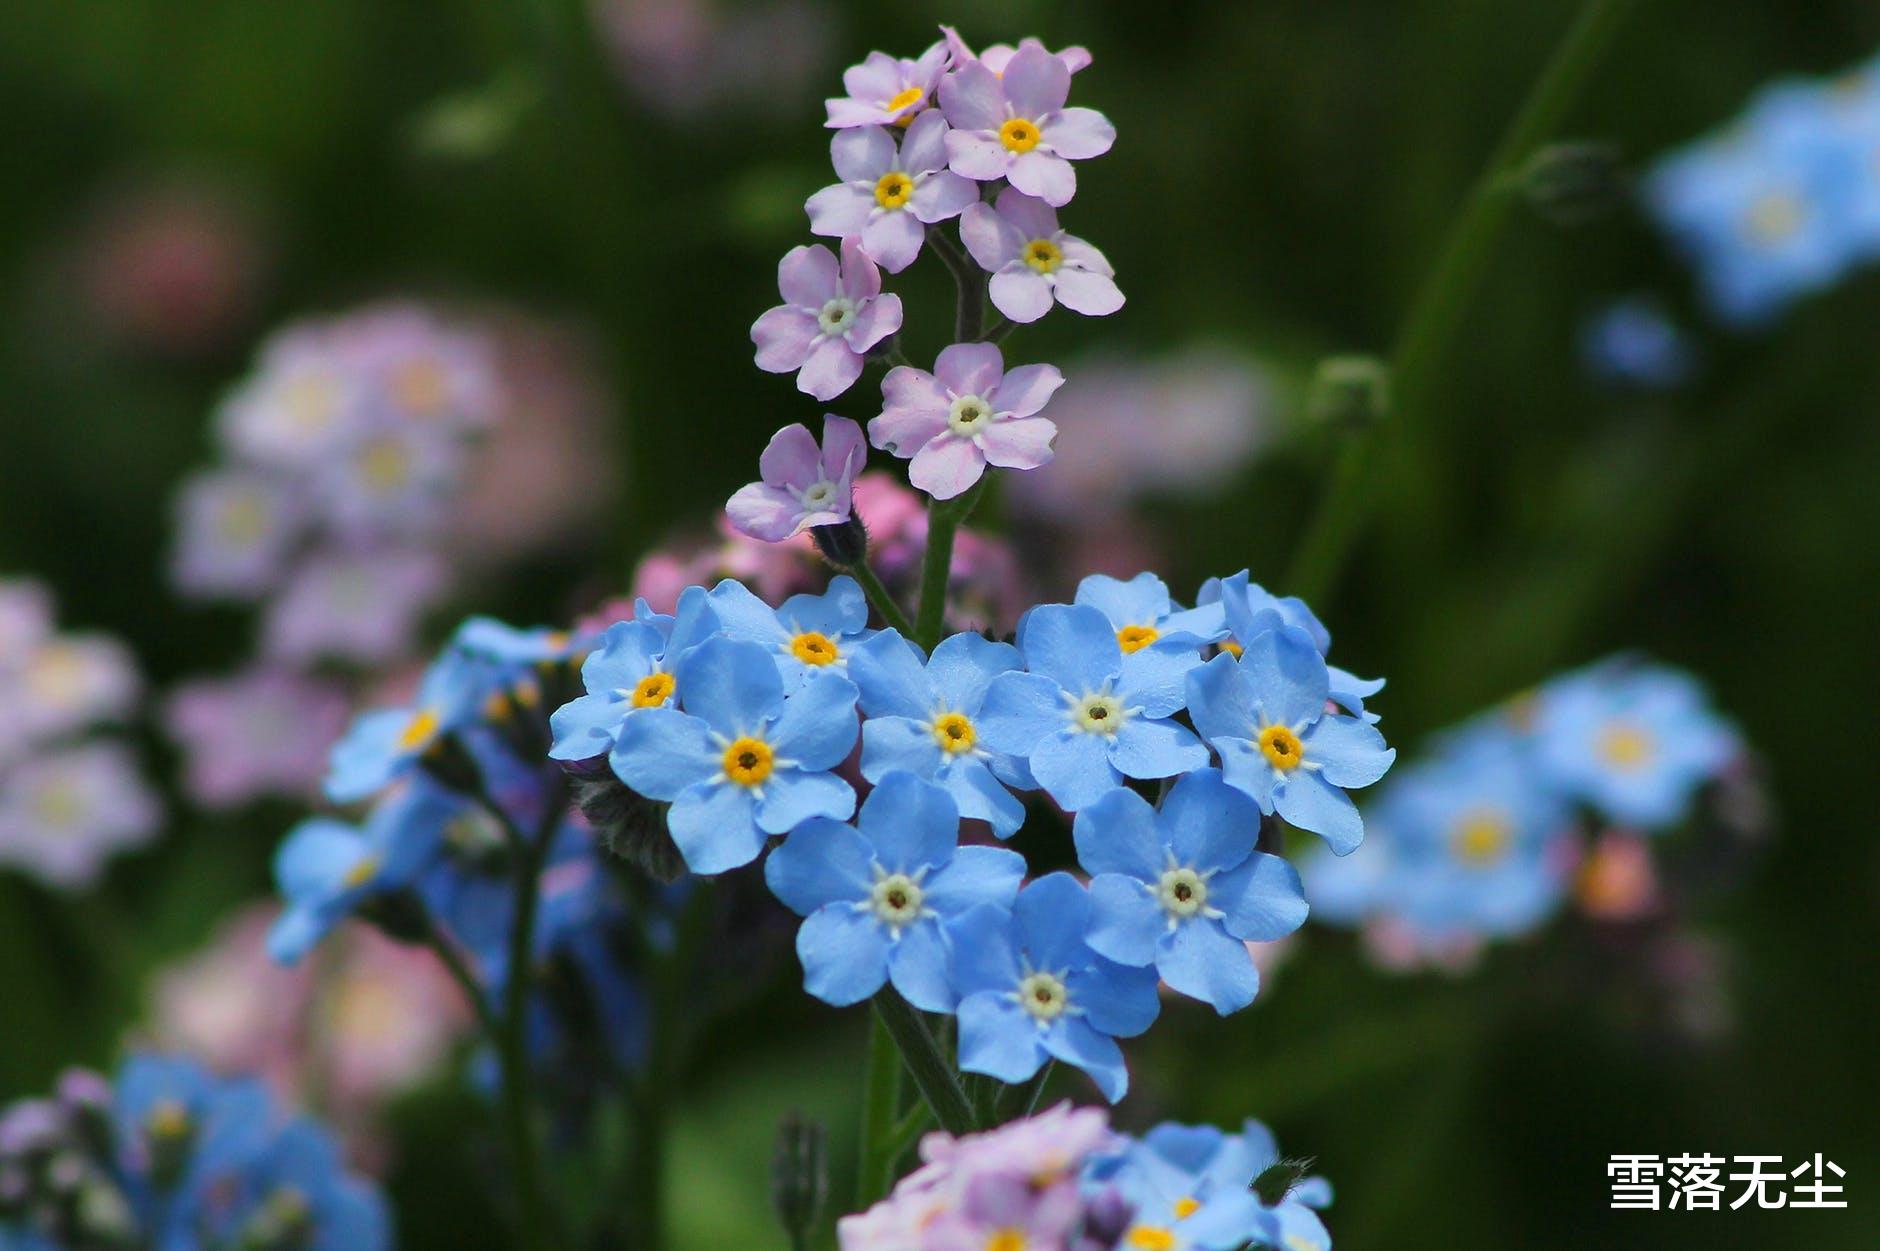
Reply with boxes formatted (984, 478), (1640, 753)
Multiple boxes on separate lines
(609, 636), (858, 874)
(1201, 569), (1384, 716)
(978, 602), (1208, 811)
(324, 643), (487, 802)
(548, 587), (718, 762)
(706, 574), (874, 688)
(764, 772), (1025, 1010)
(1075, 768), (1307, 1015)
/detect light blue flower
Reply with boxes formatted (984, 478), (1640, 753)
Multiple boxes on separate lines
(1185, 628), (1395, 855)
(1580, 297), (1696, 389)
(1200, 570), (1384, 716)
(324, 644), (488, 802)
(706, 574), (874, 687)
(609, 636), (858, 874)
(765, 772), (1025, 1010)
(267, 780), (458, 963)
(977, 603), (1208, 811)
(548, 586), (719, 762)
(846, 628), (1032, 837)
(946, 872), (1161, 1102)
(1075, 768), (1307, 1015)
(1530, 662), (1738, 829)
(1073, 572), (1227, 652)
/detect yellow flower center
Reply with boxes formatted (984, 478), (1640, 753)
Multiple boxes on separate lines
(396, 707), (441, 752)
(869, 872), (926, 928)
(1017, 971), (1069, 1021)
(985, 1231), (1027, 1251)
(1116, 624), (1159, 654)
(284, 376), (336, 430)
(393, 359), (448, 415)
(790, 631), (840, 666)
(1128, 1228), (1176, 1251)
(1450, 812), (1511, 865)
(1219, 640), (1244, 658)
(932, 712), (977, 755)
(874, 171), (915, 210)
(1258, 724), (1304, 771)
(217, 494), (270, 545)
(1173, 1197), (1201, 1220)
(999, 117), (1041, 153)
(632, 672), (675, 708)
(1745, 191), (1803, 245)
(885, 85), (926, 116)
(1598, 722), (1653, 770)
(33, 782), (84, 828)
(722, 736), (775, 787)
(1023, 238), (1062, 273)
(358, 439), (411, 492)
(342, 854), (381, 890)
(146, 1100), (192, 1141)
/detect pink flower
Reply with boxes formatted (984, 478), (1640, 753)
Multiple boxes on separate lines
(806, 112), (977, 272)
(938, 45), (1114, 206)
(1573, 830), (1661, 921)
(824, 42), (950, 129)
(939, 27), (1092, 78)
(726, 415), (867, 541)
(163, 667), (351, 808)
(960, 188), (1122, 323)
(752, 238), (903, 401)
(870, 342), (1062, 499)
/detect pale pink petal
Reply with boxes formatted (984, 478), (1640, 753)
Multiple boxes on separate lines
(934, 341), (1005, 397)
(1057, 45), (1094, 74)
(842, 54), (901, 104)
(826, 98), (894, 129)
(839, 236), (883, 301)
(976, 416), (1058, 470)
(899, 109), (952, 174)
(806, 184), (873, 239)
(831, 125), (896, 182)
(758, 422), (823, 488)
(945, 130), (1013, 182)
(820, 415), (867, 482)
(909, 434), (987, 499)
(778, 244), (840, 307)
(797, 336), (863, 401)
(869, 405), (950, 458)
(911, 170), (979, 224)
(727, 482), (809, 542)
(988, 268), (1056, 323)
(1007, 151), (1076, 207)
(1001, 46), (1070, 119)
(846, 291), (902, 351)
(881, 363), (949, 412)
(1041, 107), (1116, 160)
(1052, 268), (1125, 316)
(979, 45), (1016, 74)
(862, 210), (925, 273)
(994, 187), (1060, 239)
(937, 61), (1006, 132)
(1057, 236), (1115, 276)
(940, 26), (977, 68)
(988, 363), (1064, 418)
(910, 41), (950, 87)
(752, 306), (819, 372)
(960, 202), (1026, 270)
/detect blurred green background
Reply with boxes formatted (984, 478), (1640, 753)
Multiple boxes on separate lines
(2, 1), (1877, 1248)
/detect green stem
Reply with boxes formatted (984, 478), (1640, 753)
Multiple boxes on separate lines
(1284, 0), (1643, 603)
(871, 992), (975, 1136)
(845, 557), (916, 638)
(914, 478), (987, 650)
(854, 1013), (905, 1208)
(994, 1061), (1055, 1124)
(927, 228), (987, 342)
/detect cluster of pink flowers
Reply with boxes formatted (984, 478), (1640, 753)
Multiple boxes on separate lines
(738, 27), (1124, 529)
(0, 579), (158, 888)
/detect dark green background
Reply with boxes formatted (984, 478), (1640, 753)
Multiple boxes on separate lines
(2, 2), (1875, 1248)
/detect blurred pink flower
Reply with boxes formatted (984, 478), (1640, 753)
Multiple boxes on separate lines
(164, 667), (351, 809)
(0, 743), (160, 889)
(1573, 830), (1662, 921)
(260, 549), (448, 665)
(591, 0), (832, 120)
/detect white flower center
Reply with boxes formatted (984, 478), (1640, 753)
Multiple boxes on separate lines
(868, 871), (926, 932)
(947, 394), (993, 436)
(1155, 866), (1210, 919)
(818, 297), (858, 337)
(797, 479), (839, 511)
(1017, 971), (1070, 1021)
(1069, 691), (1128, 736)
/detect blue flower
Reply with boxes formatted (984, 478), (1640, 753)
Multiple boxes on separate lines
(1580, 298), (1696, 389)
(1200, 570), (1383, 716)
(978, 603), (1208, 811)
(1185, 627), (1395, 854)
(324, 644), (488, 802)
(846, 629), (1032, 837)
(706, 575), (874, 687)
(549, 586), (719, 762)
(609, 636), (858, 874)
(113, 1055), (272, 1191)
(765, 772), (1025, 1010)
(208, 1119), (391, 1251)
(1075, 768), (1307, 1015)
(268, 780), (458, 962)
(946, 872), (1161, 1102)
(1073, 572), (1227, 653)
(1530, 662), (1738, 829)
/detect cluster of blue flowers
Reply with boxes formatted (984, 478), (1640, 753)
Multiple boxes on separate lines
(0, 1056), (386, 1251)
(1304, 658), (1742, 960)
(272, 617), (651, 1097)
(553, 569), (1394, 1100)
(1646, 50), (1880, 325)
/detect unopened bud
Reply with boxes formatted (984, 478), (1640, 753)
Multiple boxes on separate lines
(1252, 1157), (1313, 1206)
(810, 516), (869, 568)
(1514, 141), (1624, 225)
(356, 888), (434, 946)
(769, 1112), (827, 1249)
(1307, 355), (1390, 431)
(568, 767), (688, 883)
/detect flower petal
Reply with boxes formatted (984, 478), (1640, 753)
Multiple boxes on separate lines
(796, 905), (891, 1006)
(777, 243), (839, 307)
(668, 781), (764, 874)
(1209, 851), (1309, 942)
(763, 816), (875, 914)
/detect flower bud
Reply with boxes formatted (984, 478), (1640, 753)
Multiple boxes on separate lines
(568, 768), (688, 883)
(1252, 1157), (1313, 1206)
(357, 887), (434, 946)
(1514, 141), (1624, 225)
(1307, 355), (1391, 431)
(810, 516), (869, 568)
(769, 1112), (827, 1249)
